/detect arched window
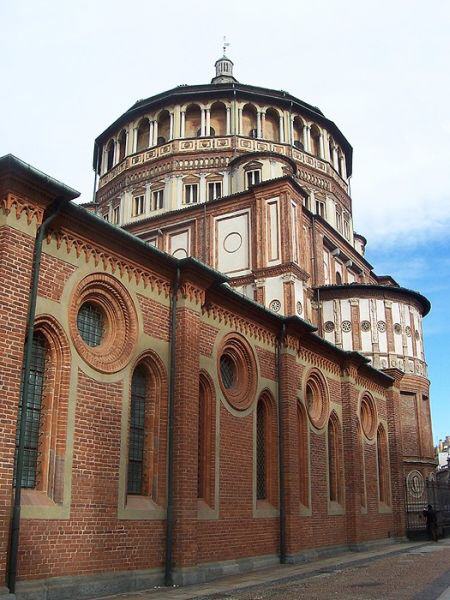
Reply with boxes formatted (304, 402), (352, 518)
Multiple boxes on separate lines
(256, 400), (267, 500)
(14, 318), (70, 503)
(106, 140), (115, 171)
(198, 374), (215, 505)
(335, 271), (342, 285)
(328, 412), (342, 503)
(297, 401), (309, 507)
(256, 392), (277, 504)
(377, 424), (390, 504)
(15, 332), (48, 488)
(242, 103), (258, 138)
(136, 119), (150, 152)
(210, 101), (227, 136)
(264, 108), (280, 142)
(127, 365), (148, 495)
(358, 423), (367, 509)
(118, 129), (127, 162)
(157, 110), (170, 144)
(185, 104), (201, 138)
(310, 124), (321, 157)
(293, 116), (304, 149)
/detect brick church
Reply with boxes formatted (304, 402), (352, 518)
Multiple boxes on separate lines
(0, 55), (435, 599)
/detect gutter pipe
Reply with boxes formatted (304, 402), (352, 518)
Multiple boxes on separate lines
(7, 197), (66, 594)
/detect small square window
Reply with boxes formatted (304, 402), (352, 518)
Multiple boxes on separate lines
(184, 184), (198, 205)
(132, 195), (144, 216)
(208, 181), (222, 201)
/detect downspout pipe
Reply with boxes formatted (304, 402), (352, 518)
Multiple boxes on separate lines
(277, 322), (287, 564)
(7, 196), (66, 594)
(164, 266), (180, 587)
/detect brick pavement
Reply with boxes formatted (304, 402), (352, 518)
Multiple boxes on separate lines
(95, 539), (450, 600)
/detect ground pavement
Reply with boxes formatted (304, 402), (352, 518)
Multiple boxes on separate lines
(96, 538), (450, 600)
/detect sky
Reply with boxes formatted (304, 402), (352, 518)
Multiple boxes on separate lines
(1, 0), (449, 442)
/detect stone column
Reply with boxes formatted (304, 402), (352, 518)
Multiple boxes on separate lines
(132, 127), (138, 153)
(238, 107), (243, 135)
(303, 125), (310, 152)
(199, 173), (207, 204)
(279, 114), (285, 143)
(200, 108), (206, 137)
(180, 110), (186, 138)
(149, 121), (154, 148)
(319, 132), (325, 159)
(257, 111), (262, 139)
(205, 108), (210, 136)
(153, 120), (159, 146)
(339, 155), (347, 179)
(226, 107), (231, 135)
(169, 112), (174, 140)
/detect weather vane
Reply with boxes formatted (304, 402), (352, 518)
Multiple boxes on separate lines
(222, 36), (230, 56)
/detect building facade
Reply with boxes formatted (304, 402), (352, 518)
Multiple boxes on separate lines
(0, 56), (435, 600)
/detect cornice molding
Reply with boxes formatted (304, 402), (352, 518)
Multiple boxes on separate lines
(0, 193), (44, 225)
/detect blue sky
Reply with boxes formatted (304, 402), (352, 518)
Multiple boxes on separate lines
(1, 0), (449, 443)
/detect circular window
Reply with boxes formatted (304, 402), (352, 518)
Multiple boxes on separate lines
(69, 273), (138, 374)
(377, 321), (387, 333)
(220, 354), (236, 389)
(324, 321), (335, 333)
(304, 371), (329, 429)
(361, 320), (371, 332)
(77, 302), (105, 347)
(269, 299), (281, 313)
(217, 333), (257, 411)
(407, 470), (425, 498)
(360, 394), (377, 440)
(405, 326), (412, 337)
(296, 301), (303, 316)
(342, 320), (352, 332)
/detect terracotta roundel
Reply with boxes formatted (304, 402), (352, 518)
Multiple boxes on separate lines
(69, 273), (138, 374)
(296, 301), (303, 315)
(304, 370), (329, 430)
(406, 470), (425, 498)
(360, 394), (377, 440)
(377, 321), (387, 333)
(217, 333), (257, 411)
(361, 320), (371, 332)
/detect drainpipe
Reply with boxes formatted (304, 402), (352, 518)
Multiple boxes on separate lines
(7, 197), (66, 594)
(164, 266), (180, 587)
(277, 322), (287, 564)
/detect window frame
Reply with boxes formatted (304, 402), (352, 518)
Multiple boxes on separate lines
(184, 183), (199, 205)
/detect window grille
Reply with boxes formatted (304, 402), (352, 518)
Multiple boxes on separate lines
(127, 366), (147, 494)
(208, 181), (222, 201)
(14, 332), (47, 488)
(220, 354), (235, 389)
(77, 303), (104, 347)
(256, 403), (266, 500)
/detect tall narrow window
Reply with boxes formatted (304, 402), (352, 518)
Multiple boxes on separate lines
(184, 183), (198, 205)
(208, 181), (222, 201)
(298, 401), (309, 507)
(127, 366), (148, 494)
(15, 332), (47, 488)
(377, 424), (390, 504)
(132, 195), (144, 216)
(112, 206), (120, 224)
(315, 200), (326, 218)
(256, 401), (266, 500)
(152, 189), (164, 210)
(246, 169), (261, 188)
(328, 413), (342, 503)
